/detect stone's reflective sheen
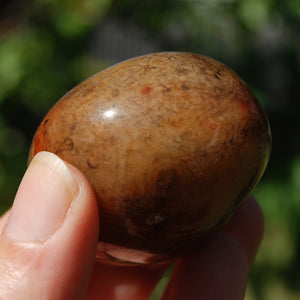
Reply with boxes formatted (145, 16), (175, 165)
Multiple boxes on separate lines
(29, 52), (271, 264)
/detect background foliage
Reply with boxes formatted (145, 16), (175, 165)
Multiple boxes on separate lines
(0, 0), (299, 299)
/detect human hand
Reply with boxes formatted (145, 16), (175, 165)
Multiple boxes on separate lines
(0, 152), (264, 300)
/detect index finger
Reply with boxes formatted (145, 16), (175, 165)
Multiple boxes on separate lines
(161, 196), (264, 300)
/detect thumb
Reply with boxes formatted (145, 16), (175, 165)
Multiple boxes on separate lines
(0, 151), (99, 300)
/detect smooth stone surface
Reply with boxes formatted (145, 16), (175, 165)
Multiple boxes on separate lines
(29, 52), (271, 263)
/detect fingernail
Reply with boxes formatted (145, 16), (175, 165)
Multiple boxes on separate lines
(4, 151), (78, 242)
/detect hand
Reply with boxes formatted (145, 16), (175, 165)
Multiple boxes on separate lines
(0, 152), (264, 300)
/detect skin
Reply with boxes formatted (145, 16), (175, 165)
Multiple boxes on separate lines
(0, 151), (264, 299)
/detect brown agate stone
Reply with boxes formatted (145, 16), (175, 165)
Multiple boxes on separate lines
(29, 52), (271, 264)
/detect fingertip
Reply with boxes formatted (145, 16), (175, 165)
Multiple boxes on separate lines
(222, 196), (265, 266)
(0, 152), (99, 299)
(162, 235), (248, 300)
(161, 196), (265, 300)
(4, 152), (80, 242)
(85, 262), (170, 300)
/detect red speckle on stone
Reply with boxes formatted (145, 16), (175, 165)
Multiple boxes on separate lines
(142, 86), (153, 95)
(240, 101), (250, 112)
(209, 123), (218, 130)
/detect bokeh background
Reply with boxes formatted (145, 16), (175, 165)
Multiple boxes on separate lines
(0, 0), (299, 299)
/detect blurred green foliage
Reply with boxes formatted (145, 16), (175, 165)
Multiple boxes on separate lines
(0, 0), (299, 299)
